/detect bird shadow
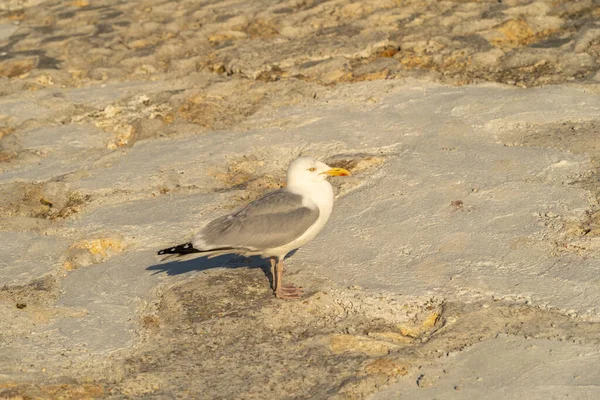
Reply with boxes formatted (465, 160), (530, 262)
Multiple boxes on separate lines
(146, 250), (299, 290)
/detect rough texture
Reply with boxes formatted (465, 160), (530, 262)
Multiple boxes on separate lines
(2, 1), (600, 399)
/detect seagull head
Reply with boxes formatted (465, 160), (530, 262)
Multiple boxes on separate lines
(286, 156), (350, 186)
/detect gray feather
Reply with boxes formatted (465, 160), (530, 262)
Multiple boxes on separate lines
(196, 189), (319, 250)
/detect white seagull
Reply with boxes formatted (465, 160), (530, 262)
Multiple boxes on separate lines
(158, 156), (350, 300)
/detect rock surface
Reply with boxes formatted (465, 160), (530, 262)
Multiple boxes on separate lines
(1, 1), (600, 399)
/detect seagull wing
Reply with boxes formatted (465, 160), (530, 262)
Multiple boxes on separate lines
(193, 189), (320, 251)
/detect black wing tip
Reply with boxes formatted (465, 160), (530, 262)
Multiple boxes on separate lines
(157, 242), (200, 256)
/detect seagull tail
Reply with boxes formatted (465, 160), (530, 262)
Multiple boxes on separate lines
(156, 242), (236, 262)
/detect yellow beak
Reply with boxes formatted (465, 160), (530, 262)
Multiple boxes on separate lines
(323, 167), (351, 177)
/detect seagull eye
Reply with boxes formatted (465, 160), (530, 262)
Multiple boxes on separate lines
(308, 167), (316, 172)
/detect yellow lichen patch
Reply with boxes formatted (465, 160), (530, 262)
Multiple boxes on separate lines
(71, 0), (90, 7)
(162, 112), (176, 124)
(329, 334), (400, 356)
(485, 19), (558, 49)
(72, 238), (125, 257)
(0, 383), (104, 399)
(107, 124), (136, 148)
(364, 358), (409, 377)
(68, 68), (87, 80)
(376, 46), (399, 58)
(0, 151), (15, 163)
(65, 237), (126, 271)
(0, 382), (18, 389)
(63, 260), (76, 271)
(495, 19), (534, 46)
(422, 311), (441, 328)
(397, 53), (434, 70)
(397, 326), (420, 338)
(0, 126), (15, 139)
(397, 311), (441, 338)
(36, 74), (54, 86)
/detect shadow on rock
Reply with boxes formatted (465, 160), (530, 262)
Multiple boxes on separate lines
(145, 249), (298, 289)
(147, 253), (264, 274)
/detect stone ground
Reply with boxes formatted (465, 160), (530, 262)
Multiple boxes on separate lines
(1, 0), (600, 399)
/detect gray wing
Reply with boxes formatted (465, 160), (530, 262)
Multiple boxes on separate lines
(195, 189), (319, 250)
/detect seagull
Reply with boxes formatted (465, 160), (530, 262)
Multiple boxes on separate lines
(157, 156), (350, 300)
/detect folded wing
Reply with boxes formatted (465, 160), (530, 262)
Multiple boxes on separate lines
(193, 189), (320, 251)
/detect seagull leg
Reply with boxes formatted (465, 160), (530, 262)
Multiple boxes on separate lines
(269, 257), (277, 292)
(274, 258), (303, 300)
